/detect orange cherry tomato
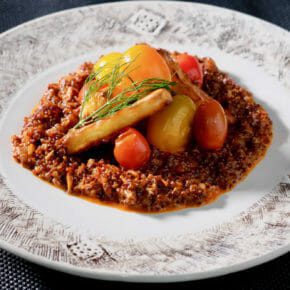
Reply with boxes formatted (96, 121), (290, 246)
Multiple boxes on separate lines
(176, 53), (203, 87)
(123, 44), (171, 83)
(114, 128), (151, 169)
(193, 99), (227, 150)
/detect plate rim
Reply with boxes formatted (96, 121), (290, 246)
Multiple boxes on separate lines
(1, 1), (289, 38)
(0, 0), (289, 282)
(0, 237), (289, 282)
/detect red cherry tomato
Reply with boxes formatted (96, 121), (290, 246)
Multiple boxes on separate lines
(193, 99), (228, 150)
(176, 53), (203, 87)
(114, 128), (151, 169)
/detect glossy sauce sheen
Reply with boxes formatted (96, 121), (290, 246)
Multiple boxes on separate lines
(12, 59), (272, 213)
(76, 140), (271, 214)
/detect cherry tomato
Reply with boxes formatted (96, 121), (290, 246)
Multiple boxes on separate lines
(93, 52), (123, 79)
(147, 95), (196, 153)
(192, 99), (227, 150)
(78, 82), (108, 117)
(123, 44), (171, 82)
(114, 128), (151, 169)
(176, 53), (203, 87)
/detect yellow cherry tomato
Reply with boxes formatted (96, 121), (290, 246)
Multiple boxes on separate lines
(122, 44), (171, 82)
(83, 45), (172, 117)
(80, 52), (122, 115)
(78, 81), (107, 118)
(82, 92), (107, 118)
(93, 52), (130, 97)
(93, 52), (123, 80)
(147, 95), (196, 153)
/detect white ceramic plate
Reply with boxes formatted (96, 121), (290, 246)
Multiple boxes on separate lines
(0, 1), (289, 282)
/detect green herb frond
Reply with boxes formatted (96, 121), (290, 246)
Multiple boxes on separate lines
(75, 57), (175, 129)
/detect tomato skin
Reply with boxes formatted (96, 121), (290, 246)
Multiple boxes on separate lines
(123, 44), (172, 82)
(78, 81), (108, 102)
(193, 99), (227, 150)
(89, 45), (171, 99)
(176, 53), (203, 87)
(78, 82), (108, 117)
(147, 95), (196, 153)
(114, 128), (151, 169)
(93, 52), (123, 79)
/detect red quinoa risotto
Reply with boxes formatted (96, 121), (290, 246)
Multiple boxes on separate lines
(12, 44), (272, 212)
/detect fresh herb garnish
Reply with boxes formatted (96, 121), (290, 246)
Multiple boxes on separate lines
(75, 57), (175, 129)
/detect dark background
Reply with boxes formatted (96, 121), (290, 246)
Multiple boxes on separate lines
(0, 0), (289, 289)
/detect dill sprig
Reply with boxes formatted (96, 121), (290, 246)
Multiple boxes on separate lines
(75, 57), (175, 129)
(79, 58), (133, 121)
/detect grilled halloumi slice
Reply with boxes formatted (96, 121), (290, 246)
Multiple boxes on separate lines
(64, 88), (172, 154)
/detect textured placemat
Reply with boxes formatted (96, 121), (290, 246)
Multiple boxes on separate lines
(0, 1), (289, 289)
(0, 248), (289, 289)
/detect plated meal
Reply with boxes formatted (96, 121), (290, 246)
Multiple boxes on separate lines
(1, 1), (290, 282)
(12, 43), (272, 213)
